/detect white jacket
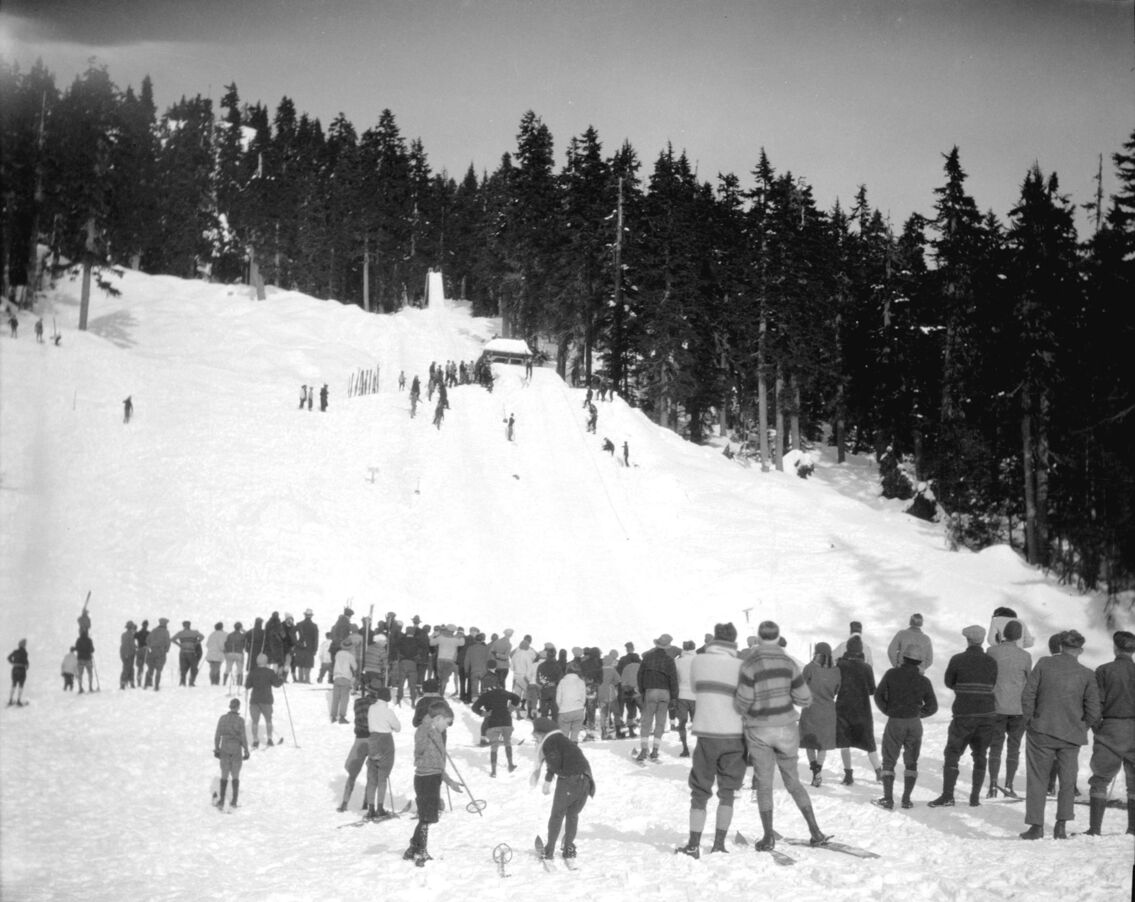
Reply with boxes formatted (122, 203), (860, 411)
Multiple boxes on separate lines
(555, 672), (587, 713)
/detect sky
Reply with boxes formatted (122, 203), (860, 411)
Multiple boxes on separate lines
(1, 0), (1133, 234)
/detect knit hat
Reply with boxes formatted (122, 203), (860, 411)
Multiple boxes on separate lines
(962, 625), (986, 644)
(849, 621), (863, 634)
(1002, 620), (1023, 642)
(532, 717), (558, 736)
(1114, 631), (1135, 653)
(814, 641), (832, 660)
(229, 698), (240, 710)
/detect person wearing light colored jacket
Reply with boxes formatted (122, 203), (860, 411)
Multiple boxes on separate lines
(674, 641), (697, 757)
(205, 623), (228, 686)
(555, 663), (588, 742)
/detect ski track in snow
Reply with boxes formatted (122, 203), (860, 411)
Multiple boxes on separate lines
(0, 271), (1130, 900)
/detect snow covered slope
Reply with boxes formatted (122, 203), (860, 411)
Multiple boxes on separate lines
(0, 271), (1127, 901)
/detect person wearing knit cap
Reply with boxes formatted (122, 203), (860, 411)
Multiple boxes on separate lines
(886, 614), (933, 674)
(734, 621), (829, 851)
(928, 625), (998, 809)
(1020, 630), (1101, 840)
(833, 621), (874, 668)
(872, 644), (938, 809)
(213, 698), (250, 810)
(800, 641), (841, 788)
(1085, 631), (1135, 837)
(985, 620), (1033, 798)
(675, 622), (745, 858)
(531, 715), (595, 861)
(635, 634), (679, 762)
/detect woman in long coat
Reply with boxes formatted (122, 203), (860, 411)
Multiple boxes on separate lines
(835, 635), (882, 784)
(799, 642), (841, 786)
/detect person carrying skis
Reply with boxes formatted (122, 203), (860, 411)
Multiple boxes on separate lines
(75, 629), (95, 693)
(214, 698), (250, 809)
(531, 716), (595, 862)
(7, 639), (28, 706)
(473, 674), (521, 776)
(403, 699), (463, 866)
(676, 622), (744, 858)
(734, 620), (829, 852)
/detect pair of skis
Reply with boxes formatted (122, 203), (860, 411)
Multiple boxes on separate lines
(338, 801), (413, 828)
(534, 836), (578, 872)
(733, 830), (880, 866)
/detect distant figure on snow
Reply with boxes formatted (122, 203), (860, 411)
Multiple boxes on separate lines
(299, 385), (307, 409)
(433, 397), (445, 430)
(602, 438), (615, 455)
(586, 403), (598, 434)
(214, 698), (250, 810)
(7, 639), (28, 706)
(622, 441), (629, 467)
(123, 396), (133, 424)
(398, 371), (406, 391)
(307, 386), (313, 411)
(34, 318), (43, 343)
(320, 384), (329, 412)
(506, 413), (515, 442)
(8, 313), (17, 338)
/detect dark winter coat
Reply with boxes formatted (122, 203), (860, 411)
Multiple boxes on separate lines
(1022, 653), (1101, 746)
(263, 615), (286, 664)
(246, 665), (282, 706)
(464, 639), (491, 678)
(637, 646), (679, 697)
(835, 657), (877, 750)
(616, 651), (641, 675)
(294, 617), (319, 668)
(120, 628), (136, 661)
(75, 634), (95, 662)
(943, 645), (998, 717)
(146, 626), (171, 655)
(472, 687), (521, 729)
(874, 660), (939, 720)
(538, 732), (595, 794)
(244, 620), (266, 659)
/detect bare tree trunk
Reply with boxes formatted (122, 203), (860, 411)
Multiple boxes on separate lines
(758, 314), (770, 472)
(362, 236), (370, 313)
(834, 382), (846, 464)
(78, 260), (91, 331)
(774, 366), (785, 472)
(1021, 385), (1039, 564)
(790, 374), (802, 452)
(1035, 390), (1051, 567)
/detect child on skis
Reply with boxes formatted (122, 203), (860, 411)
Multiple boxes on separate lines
(531, 716), (596, 861)
(471, 673), (521, 776)
(404, 699), (462, 866)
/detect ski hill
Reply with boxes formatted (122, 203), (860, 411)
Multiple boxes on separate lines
(0, 270), (1127, 901)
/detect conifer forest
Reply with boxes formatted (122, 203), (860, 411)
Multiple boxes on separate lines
(2, 60), (1133, 613)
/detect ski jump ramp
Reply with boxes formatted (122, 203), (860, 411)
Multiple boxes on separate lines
(426, 270), (445, 309)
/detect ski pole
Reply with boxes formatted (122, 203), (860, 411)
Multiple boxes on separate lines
(445, 750), (486, 816)
(92, 659), (101, 692)
(280, 680), (299, 748)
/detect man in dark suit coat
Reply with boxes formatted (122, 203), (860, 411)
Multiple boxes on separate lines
(1020, 630), (1101, 839)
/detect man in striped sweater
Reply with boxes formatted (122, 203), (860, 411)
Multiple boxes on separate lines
(734, 620), (828, 851)
(676, 622), (744, 859)
(928, 624), (998, 808)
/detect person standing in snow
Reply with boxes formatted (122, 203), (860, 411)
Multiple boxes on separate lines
(306, 386), (313, 411)
(409, 376), (421, 417)
(214, 698), (250, 809)
(398, 370), (406, 391)
(75, 629), (95, 693)
(676, 622), (745, 858)
(673, 640), (697, 758)
(145, 617), (171, 690)
(246, 653), (283, 748)
(800, 642), (840, 787)
(61, 647), (78, 691)
(988, 606), (1035, 650)
(293, 609), (318, 683)
(430, 625), (464, 698)
(489, 629), (513, 688)
(506, 413), (515, 441)
(887, 613), (933, 673)
(134, 620), (150, 687)
(331, 635), (357, 724)
(223, 622), (246, 688)
(365, 686), (401, 818)
(510, 635), (539, 718)
(7, 639), (28, 706)
(8, 312), (17, 337)
(204, 622), (227, 686)
(872, 645), (938, 809)
(119, 621), (137, 689)
(432, 395), (445, 429)
(928, 625), (998, 809)
(531, 716), (595, 862)
(835, 636), (882, 784)
(554, 663), (588, 743)
(586, 402), (598, 434)
(473, 674), (521, 775)
(123, 396), (133, 424)
(1020, 630), (1101, 840)
(1085, 630), (1135, 837)
(622, 441), (629, 467)
(173, 621), (205, 687)
(316, 632), (333, 684)
(984, 620), (1033, 798)
(299, 385), (307, 409)
(34, 318), (43, 342)
(319, 384), (329, 412)
(734, 620), (829, 852)
(339, 679), (378, 812)
(636, 634), (679, 762)
(404, 699), (462, 866)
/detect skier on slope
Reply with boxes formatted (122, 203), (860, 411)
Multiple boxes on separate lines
(531, 716), (595, 862)
(246, 653), (284, 748)
(365, 685), (401, 819)
(432, 396), (445, 430)
(403, 699), (462, 866)
(338, 678), (378, 812)
(213, 698), (250, 810)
